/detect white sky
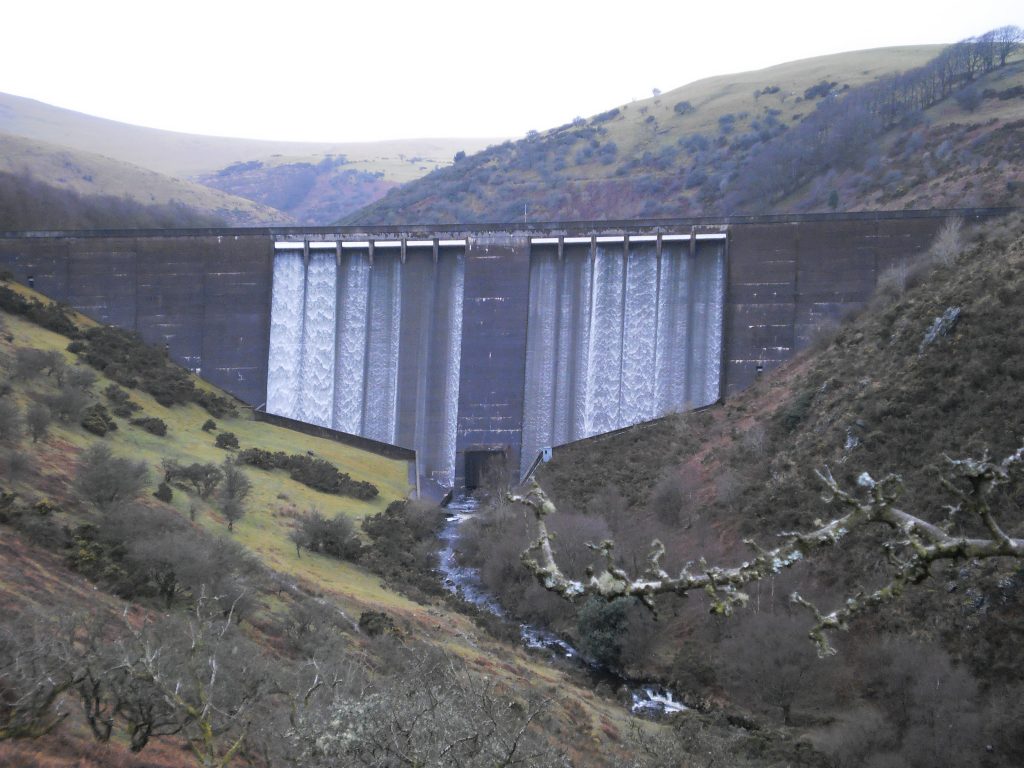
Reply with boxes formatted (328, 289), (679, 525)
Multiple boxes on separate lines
(2, 0), (1020, 142)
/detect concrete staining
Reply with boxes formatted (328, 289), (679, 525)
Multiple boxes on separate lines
(0, 210), (1000, 488)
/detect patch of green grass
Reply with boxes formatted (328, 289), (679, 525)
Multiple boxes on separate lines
(0, 304), (411, 612)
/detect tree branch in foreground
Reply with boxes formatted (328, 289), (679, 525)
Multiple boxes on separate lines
(510, 447), (1024, 655)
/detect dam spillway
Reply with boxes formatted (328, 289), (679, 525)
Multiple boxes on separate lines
(520, 236), (724, 477)
(263, 233), (724, 486)
(1, 210), (996, 489)
(266, 242), (465, 486)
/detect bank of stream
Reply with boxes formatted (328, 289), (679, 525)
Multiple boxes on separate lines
(438, 494), (687, 716)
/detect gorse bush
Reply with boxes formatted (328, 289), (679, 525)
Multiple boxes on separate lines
(103, 383), (141, 418)
(576, 597), (631, 669)
(358, 499), (445, 600)
(80, 403), (117, 437)
(130, 416), (167, 436)
(71, 326), (236, 418)
(237, 447), (378, 500)
(0, 284), (79, 338)
(297, 510), (362, 560)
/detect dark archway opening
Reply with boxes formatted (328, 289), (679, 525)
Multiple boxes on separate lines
(464, 449), (507, 491)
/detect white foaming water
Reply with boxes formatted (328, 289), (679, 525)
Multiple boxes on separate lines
(266, 252), (306, 419)
(703, 251), (726, 405)
(552, 257), (576, 446)
(439, 254), (466, 488)
(267, 249), (465, 485)
(569, 254), (593, 444)
(620, 245), (658, 424)
(521, 252), (559, 468)
(585, 245), (625, 436)
(298, 254), (337, 427)
(521, 239), (724, 477)
(363, 256), (402, 444)
(332, 253), (370, 434)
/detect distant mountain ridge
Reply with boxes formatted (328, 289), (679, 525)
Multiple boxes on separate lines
(0, 92), (500, 180)
(0, 131), (288, 226)
(343, 42), (1024, 225)
(0, 92), (501, 225)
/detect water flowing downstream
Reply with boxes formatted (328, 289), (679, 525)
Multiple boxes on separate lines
(438, 495), (687, 716)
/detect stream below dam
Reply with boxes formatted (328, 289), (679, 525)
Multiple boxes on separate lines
(438, 494), (687, 716)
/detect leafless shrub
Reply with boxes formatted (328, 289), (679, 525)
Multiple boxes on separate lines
(720, 610), (841, 725)
(813, 706), (899, 768)
(73, 443), (148, 511)
(24, 402), (50, 442)
(0, 398), (21, 443)
(648, 471), (691, 526)
(929, 217), (964, 266)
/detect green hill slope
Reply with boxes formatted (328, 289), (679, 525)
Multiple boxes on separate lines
(345, 43), (1024, 224)
(0, 91), (503, 224)
(0, 281), (661, 768)
(0, 132), (289, 226)
(0, 92), (501, 181)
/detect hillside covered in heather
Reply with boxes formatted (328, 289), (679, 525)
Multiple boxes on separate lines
(345, 33), (1024, 224)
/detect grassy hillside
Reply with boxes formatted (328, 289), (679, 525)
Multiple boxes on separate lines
(345, 43), (1024, 224)
(0, 91), (502, 225)
(0, 92), (501, 181)
(0, 169), (233, 230)
(0, 281), (694, 768)
(0, 133), (288, 227)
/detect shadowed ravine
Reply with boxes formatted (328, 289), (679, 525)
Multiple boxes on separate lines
(438, 494), (687, 716)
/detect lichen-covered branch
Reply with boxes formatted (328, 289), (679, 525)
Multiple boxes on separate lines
(511, 447), (1024, 655)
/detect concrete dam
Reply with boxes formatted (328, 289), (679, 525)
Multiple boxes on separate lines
(264, 235), (724, 485)
(0, 210), (1001, 489)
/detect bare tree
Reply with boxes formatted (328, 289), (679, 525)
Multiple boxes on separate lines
(110, 593), (279, 768)
(12, 348), (49, 381)
(993, 25), (1024, 66)
(512, 447), (1024, 655)
(24, 402), (51, 443)
(74, 444), (149, 511)
(0, 612), (80, 741)
(720, 611), (838, 725)
(0, 397), (21, 443)
(219, 461), (251, 532)
(163, 459), (223, 499)
(287, 646), (565, 768)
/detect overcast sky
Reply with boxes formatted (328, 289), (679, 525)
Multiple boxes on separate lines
(3, 1), (1019, 143)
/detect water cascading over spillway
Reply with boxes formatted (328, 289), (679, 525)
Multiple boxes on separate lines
(266, 244), (466, 486)
(521, 238), (724, 476)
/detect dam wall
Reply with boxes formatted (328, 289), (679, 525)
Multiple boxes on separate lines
(0, 209), (1007, 487)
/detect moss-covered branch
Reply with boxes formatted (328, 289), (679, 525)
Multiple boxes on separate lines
(511, 447), (1024, 655)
